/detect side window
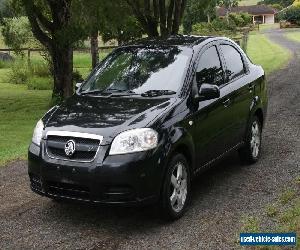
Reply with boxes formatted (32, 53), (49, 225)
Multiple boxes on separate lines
(220, 45), (245, 82)
(196, 46), (224, 86)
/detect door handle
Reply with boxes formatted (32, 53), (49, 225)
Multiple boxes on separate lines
(222, 98), (231, 107)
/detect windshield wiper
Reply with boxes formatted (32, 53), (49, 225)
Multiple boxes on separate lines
(80, 89), (137, 97)
(141, 90), (176, 97)
(80, 90), (106, 96)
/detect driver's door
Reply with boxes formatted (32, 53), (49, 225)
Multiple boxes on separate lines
(189, 45), (235, 168)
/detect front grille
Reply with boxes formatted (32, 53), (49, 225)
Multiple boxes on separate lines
(47, 181), (90, 200)
(46, 135), (100, 162)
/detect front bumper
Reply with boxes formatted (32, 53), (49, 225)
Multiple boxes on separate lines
(28, 142), (166, 206)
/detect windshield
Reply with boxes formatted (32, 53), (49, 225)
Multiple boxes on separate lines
(80, 46), (192, 95)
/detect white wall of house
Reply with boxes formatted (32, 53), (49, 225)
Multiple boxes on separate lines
(265, 15), (275, 24)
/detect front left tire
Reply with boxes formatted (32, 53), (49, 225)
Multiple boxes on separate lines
(160, 153), (191, 220)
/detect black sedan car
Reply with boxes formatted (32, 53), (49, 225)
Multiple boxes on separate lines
(28, 35), (268, 220)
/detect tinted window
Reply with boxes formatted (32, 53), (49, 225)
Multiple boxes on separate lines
(221, 45), (245, 81)
(81, 47), (192, 94)
(196, 46), (223, 86)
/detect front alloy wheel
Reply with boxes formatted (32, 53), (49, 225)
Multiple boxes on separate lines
(170, 162), (188, 213)
(161, 154), (190, 220)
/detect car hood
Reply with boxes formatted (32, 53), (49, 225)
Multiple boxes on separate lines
(44, 95), (176, 144)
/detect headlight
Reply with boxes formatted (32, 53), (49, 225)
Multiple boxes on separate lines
(109, 128), (158, 155)
(32, 119), (44, 146)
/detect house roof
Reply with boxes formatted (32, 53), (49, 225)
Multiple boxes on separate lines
(217, 4), (276, 16)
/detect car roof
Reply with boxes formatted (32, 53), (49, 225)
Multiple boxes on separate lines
(126, 35), (214, 48)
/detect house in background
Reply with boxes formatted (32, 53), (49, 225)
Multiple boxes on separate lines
(217, 5), (277, 24)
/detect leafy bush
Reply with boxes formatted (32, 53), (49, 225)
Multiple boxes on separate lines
(27, 76), (53, 90)
(8, 60), (30, 84)
(277, 6), (300, 25)
(1, 17), (37, 55)
(73, 70), (84, 83)
(0, 60), (11, 68)
(30, 62), (51, 78)
(192, 18), (237, 36)
(229, 13), (252, 27)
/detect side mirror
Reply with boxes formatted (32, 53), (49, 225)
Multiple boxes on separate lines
(75, 82), (82, 91)
(195, 83), (220, 101)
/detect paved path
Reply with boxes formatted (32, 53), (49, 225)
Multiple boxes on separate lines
(0, 30), (299, 249)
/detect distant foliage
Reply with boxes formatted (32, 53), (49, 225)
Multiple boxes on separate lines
(293, 0), (300, 7)
(192, 13), (252, 36)
(229, 12), (252, 27)
(27, 76), (53, 90)
(278, 6), (300, 25)
(1, 16), (37, 54)
(192, 18), (237, 36)
(30, 62), (51, 78)
(271, 4), (284, 10)
(9, 59), (30, 84)
(101, 16), (143, 44)
(258, 0), (293, 8)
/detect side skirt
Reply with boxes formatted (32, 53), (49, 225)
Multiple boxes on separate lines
(192, 142), (244, 177)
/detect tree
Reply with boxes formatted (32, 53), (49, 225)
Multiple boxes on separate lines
(1, 16), (36, 54)
(294, 0), (300, 7)
(125, 0), (188, 37)
(257, 0), (293, 8)
(76, 0), (142, 69)
(219, 0), (240, 21)
(21, 0), (86, 101)
(278, 5), (300, 25)
(182, 0), (217, 34)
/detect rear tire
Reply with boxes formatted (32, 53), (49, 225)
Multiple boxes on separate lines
(239, 116), (262, 164)
(160, 154), (191, 221)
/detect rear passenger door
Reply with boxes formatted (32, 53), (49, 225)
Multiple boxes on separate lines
(219, 43), (254, 146)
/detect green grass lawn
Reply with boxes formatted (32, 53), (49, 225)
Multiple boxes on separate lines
(259, 23), (280, 31)
(0, 69), (51, 166)
(285, 31), (300, 43)
(239, 0), (259, 6)
(240, 177), (300, 249)
(247, 32), (292, 74)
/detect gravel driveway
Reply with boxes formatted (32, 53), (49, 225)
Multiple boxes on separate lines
(0, 30), (299, 250)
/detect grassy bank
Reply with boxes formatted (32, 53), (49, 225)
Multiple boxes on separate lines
(247, 32), (292, 74)
(285, 31), (300, 43)
(240, 177), (300, 249)
(0, 69), (51, 165)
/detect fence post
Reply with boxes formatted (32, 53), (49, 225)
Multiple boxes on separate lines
(242, 30), (249, 53)
(27, 49), (31, 66)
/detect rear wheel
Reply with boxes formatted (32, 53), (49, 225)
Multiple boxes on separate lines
(160, 154), (191, 220)
(239, 116), (262, 164)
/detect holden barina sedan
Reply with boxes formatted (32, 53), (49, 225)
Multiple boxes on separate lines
(28, 35), (268, 220)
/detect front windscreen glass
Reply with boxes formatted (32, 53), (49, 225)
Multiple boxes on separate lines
(80, 46), (192, 95)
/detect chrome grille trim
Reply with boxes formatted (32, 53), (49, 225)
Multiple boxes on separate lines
(46, 131), (103, 142)
(45, 131), (103, 163)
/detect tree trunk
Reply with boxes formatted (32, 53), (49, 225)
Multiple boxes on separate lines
(90, 30), (99, 69)
(51, 47), (73, 100)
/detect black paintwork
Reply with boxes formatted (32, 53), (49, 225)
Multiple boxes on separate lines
(28, 35), (268, 205)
